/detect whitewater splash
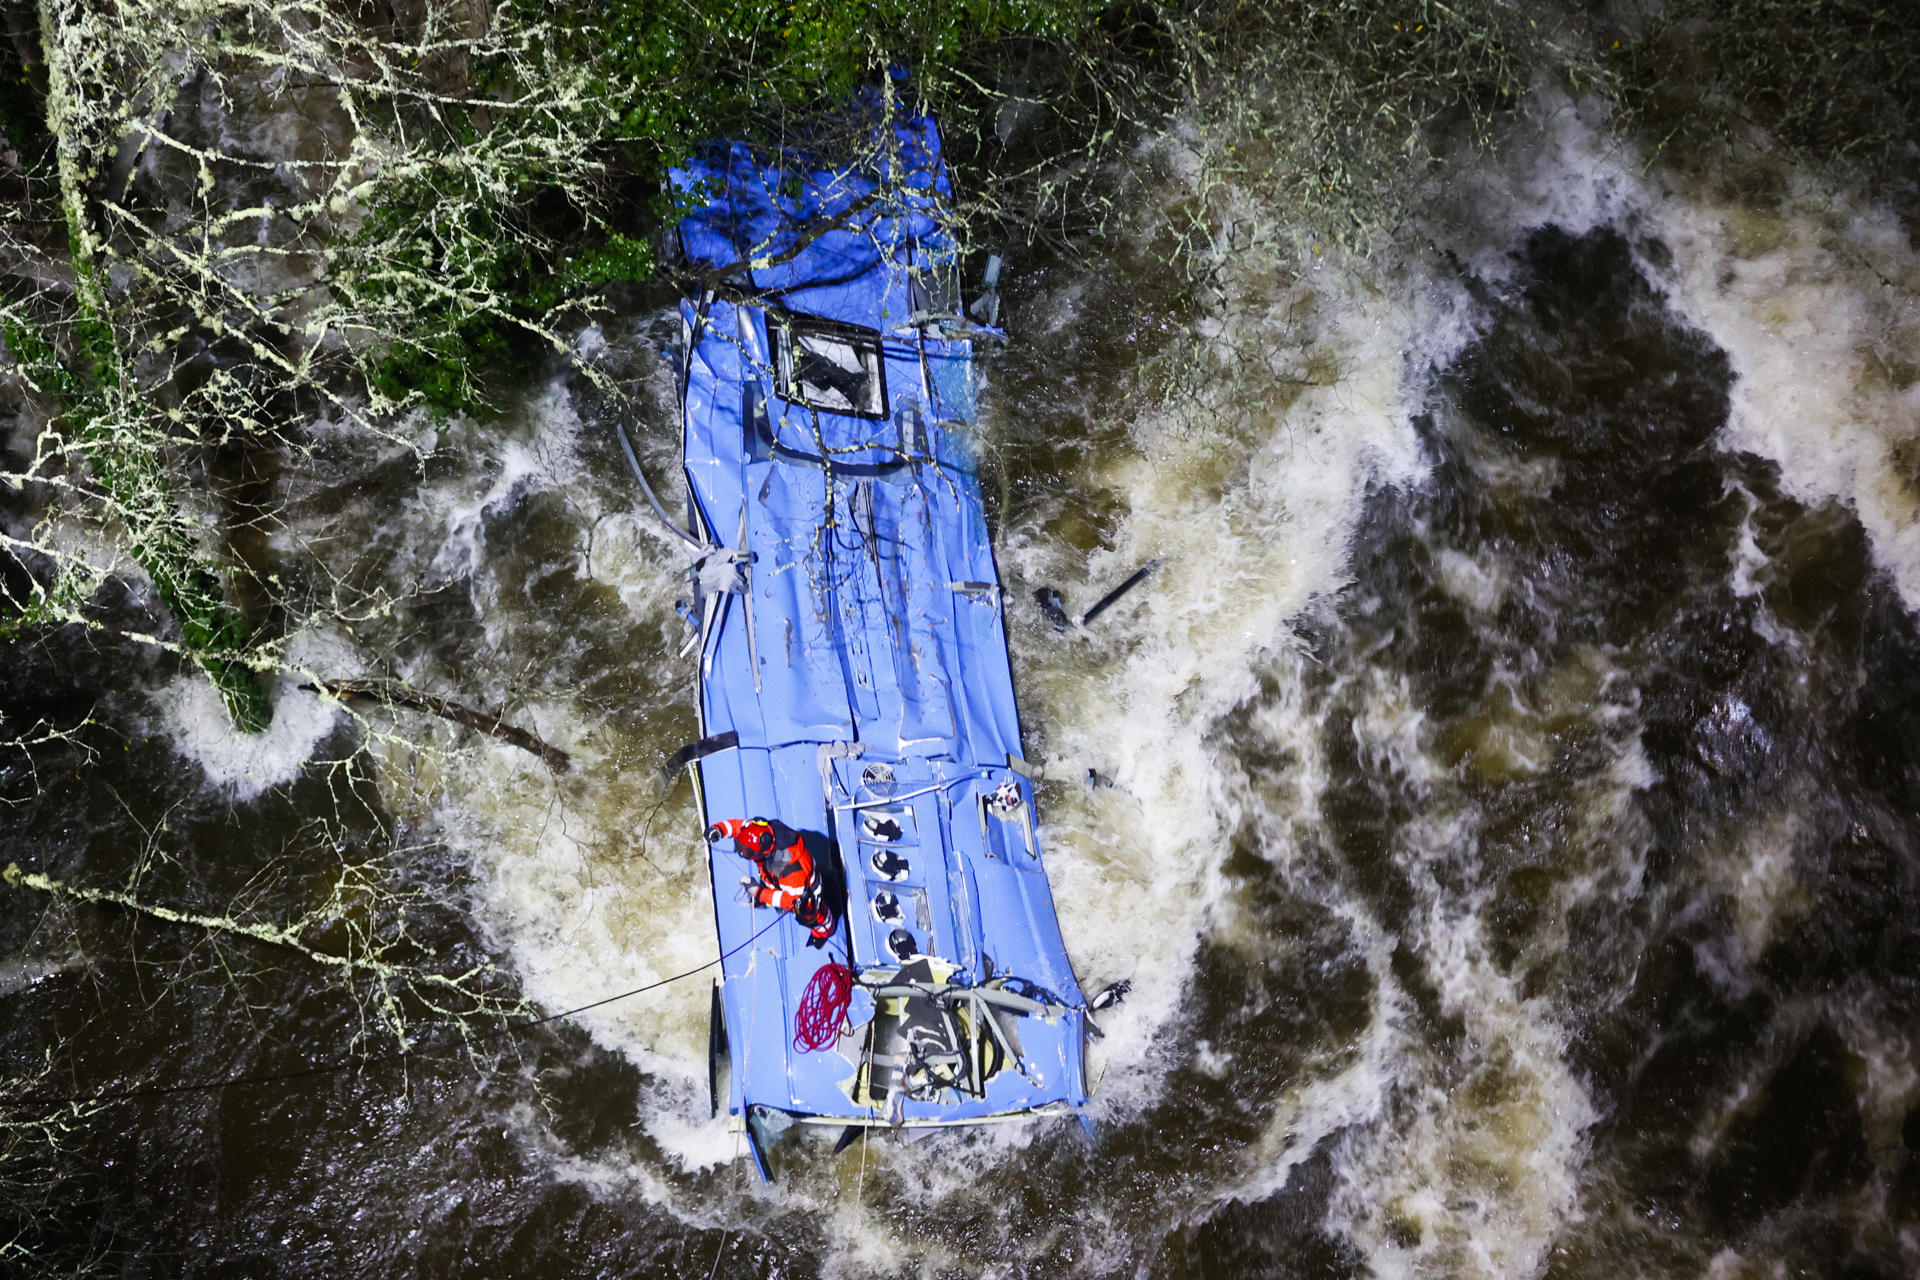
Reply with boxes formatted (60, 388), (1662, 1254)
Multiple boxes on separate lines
(132, 87), (1920, 1279)
(1439, 97), (1920, 606)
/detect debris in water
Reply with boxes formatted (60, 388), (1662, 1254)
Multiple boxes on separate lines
(306, 680), (571, 772)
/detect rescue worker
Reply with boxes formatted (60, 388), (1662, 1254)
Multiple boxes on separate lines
(706, 817), (838, 946)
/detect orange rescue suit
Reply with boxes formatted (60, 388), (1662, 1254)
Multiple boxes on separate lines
(707, 818), (833, 940)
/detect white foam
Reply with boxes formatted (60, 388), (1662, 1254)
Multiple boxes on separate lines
(1655, 185), (1920, 607)
(1430, 95), (1631, 277)
(265, 84), (1920, 1275)
(1459, 92), (1920, 614)
(1438, 546), (1509, 615)
(339, 331), (725, 1114)
(151, 671), (342, 801)
(1004, 239), (1432, 1119)
(1710, 808), (1807, 993)
(1272, 649), (1598, 1275)
(1837, 1009), (1920, 1186)
(1228, 907), (1404, 1198)
(1328, 902), (1596, 1279)
(422, 412), (565, 608)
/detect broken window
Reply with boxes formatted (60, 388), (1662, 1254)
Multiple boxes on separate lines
(772, 315), (887, 418)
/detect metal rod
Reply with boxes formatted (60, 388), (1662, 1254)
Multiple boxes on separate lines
(1077, 557), (1163, 627)
(614, 416), (702, 550)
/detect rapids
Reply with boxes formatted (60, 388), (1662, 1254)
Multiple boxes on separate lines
(4, 90), (1919, 1280)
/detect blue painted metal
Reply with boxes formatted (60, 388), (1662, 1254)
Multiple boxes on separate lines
(669, 109), (1087, 1160)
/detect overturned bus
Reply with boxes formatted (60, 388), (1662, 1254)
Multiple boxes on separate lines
(662, 103), (1089, 1179)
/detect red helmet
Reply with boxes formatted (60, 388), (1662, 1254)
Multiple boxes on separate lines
(740, 823), (775, 857)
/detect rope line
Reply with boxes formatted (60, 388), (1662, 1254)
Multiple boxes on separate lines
(4, 916), (784, 1108)
(791, 962), (853, 1052)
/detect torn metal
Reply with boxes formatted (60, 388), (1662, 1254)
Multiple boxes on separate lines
(665, 106), (1089, 1179)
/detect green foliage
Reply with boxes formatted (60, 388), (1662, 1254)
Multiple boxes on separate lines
(561, 233), (656, 293)
(587, 0), (1100, 143)
(356, 182), (657, 420)
(356, 0), (1102, 420)
(366, 318), (527, 421)
(353, 172), (551, 419)
(3, 305), (272, 733)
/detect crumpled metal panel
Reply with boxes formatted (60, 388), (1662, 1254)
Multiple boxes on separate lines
(670, 110), (1087, 1135)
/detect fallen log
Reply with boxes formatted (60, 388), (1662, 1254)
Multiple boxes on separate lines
(306, 679), (572, 773)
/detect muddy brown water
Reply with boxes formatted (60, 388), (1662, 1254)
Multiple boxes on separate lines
(4, 108), (1919, 1279)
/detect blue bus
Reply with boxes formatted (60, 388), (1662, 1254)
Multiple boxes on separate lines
(667, 105), (1088, 1180)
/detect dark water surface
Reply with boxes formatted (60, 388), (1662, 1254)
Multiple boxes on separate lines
(5, 115), (1920, 1280)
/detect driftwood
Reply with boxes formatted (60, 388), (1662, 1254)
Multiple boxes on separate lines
(306, 679), (572, 773)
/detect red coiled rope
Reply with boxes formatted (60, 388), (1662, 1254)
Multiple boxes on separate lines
(793, 962), (853, 1052)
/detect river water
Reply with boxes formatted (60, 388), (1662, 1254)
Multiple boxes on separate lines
(4, 77), (1919, 1279)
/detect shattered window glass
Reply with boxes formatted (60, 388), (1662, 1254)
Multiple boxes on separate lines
(773, 317), (887, 418)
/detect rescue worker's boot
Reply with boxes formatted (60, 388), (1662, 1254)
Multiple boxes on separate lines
(795, 897), (837, 948)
